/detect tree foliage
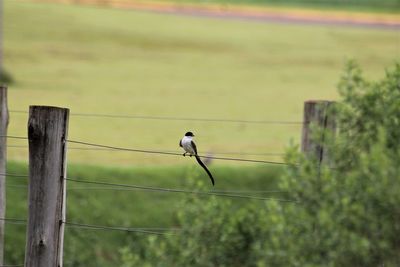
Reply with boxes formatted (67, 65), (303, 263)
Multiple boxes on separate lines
(276, 61), (400, 266)
(121, 62), (400, 266)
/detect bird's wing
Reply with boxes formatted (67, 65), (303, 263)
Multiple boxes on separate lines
(191, 140), (198, 155)
(179, 139), (182, 147)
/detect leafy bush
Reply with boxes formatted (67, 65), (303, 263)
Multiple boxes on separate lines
(272, 61), (400, 266)
(121, 62), (400, 266)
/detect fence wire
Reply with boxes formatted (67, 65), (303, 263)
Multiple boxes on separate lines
(7, 144), (285, 157)
(67, 139), (290, 165)
(2, 134), (290, 164)
(10, 110), (302, 125)
(66, 177), (299, 203)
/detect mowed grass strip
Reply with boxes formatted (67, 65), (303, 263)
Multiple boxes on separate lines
(5, 0), (399, 165)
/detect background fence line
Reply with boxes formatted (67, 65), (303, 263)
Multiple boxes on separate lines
(5, 183), (290, 194)
(0, 218), (180, 235)
(9, 109), (303, 125)
(2, 171), (292, 197)
(1, 88), (336, 265)
(67, 139), (290, 165)
(65, 177), (299, 202)
(7, 144), (285, 157)
(2, 135), (289, 164)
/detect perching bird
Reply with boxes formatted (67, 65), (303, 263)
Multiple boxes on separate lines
(179, 131), (215, 186)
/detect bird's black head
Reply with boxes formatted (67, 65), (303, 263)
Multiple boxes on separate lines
(185, 131), (195, 137)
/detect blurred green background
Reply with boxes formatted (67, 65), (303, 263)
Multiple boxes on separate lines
(5, 0), (399, 165)
(2, 0), (400, 266)
(172, 0), (400, 11)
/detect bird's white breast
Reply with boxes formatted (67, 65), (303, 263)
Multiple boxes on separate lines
(181, 136), (196, 155)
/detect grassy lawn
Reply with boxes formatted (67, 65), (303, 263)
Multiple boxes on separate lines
(4, 0), (399, 167)
(6, 161), (284, 265)
(3, 2), (399, 264)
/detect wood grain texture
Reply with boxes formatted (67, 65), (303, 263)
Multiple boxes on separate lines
(301, 100), (336, 165)
(25, 106), (69, 267)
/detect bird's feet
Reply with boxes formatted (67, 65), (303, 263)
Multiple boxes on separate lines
(183, 152), (187, 157)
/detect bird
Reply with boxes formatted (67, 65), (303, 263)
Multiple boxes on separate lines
(179, 131), (215, 186)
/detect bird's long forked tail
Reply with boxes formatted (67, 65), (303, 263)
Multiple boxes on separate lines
(195, 155), (215, 186)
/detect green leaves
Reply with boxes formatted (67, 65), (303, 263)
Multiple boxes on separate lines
(277, 61), (400, 266)
(121, 62), (400, 266)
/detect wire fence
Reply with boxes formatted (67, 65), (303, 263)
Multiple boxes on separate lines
(0, 173), (297, 203)
(1, 135), (290, 165)
(5, 179), (290, 196)
(66, 177), (298, 203)
(0, 4), (349, 264)
(7, 145), (285, 157)
(10, 110), (303, 125)
(64, 222), (179, 236)
(0, 173), (28, 178)
(6, 184), (290, 195)
(67, 139), (290, 165)
(66, 187), (289, 194)
(0, 218), (179, 235)
(1, 111), (300, 264)
(0, 135), (27, 140)
(0, 218), (26, 225)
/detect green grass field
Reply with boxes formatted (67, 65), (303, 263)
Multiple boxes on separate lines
(6, 161), (284, 265)
(5, 1), (399, 166)
(3, 1), (399, 265)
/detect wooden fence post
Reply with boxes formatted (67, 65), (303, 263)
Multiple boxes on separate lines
(0, 0), (3, 76)
(25, 106), (69, 267)
(301, 100), (336, 165)
(0, 85), (8, 266)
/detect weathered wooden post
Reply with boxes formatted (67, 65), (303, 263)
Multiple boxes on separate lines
(301, 100), (336, 165)
(301, 100), (336, 244)
(25, 106), (69, 267)
(0, 85), (8, 265)
(0, 0), (3, 77)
